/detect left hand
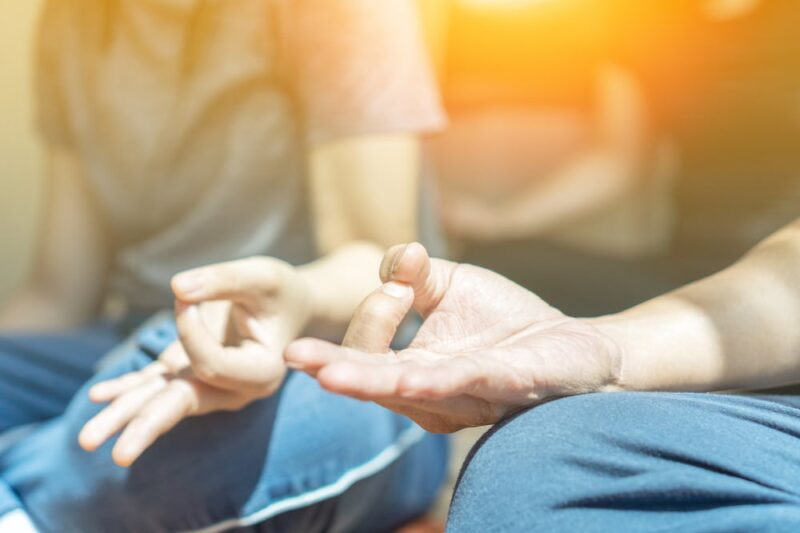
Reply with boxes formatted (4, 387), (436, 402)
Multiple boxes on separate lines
(285, 243), (625, 433)
(79, 257), (312, 466)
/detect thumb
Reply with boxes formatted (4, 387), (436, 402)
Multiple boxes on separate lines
(342, 282), (414, 353)
(171, 257), (282, 304)
(174, 301), (281, 390)
(379, 243), (456, 318)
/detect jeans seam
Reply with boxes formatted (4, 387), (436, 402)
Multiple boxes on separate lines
(180, 424), (428, 533)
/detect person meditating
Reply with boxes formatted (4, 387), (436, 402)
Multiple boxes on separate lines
(0, 1), (448, 531)
(98, 218), (800, 531)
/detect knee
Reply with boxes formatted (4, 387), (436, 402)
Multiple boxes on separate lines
(448, 392), (679, 531)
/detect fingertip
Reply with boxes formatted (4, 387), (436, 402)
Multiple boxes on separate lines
(112, 453), (133, 468)
(77, 427), (99, 452)
(171, 270), (206, 299)
(285, 338), (335, 365)
(112, 442), (139, 468)
(87, 385), (103, 402)
(317, 362), (360, 391)
(379, 244), (409, 282)
(404, 242), (429, 260)
(284, 337), (315, 361)
(391, 242), (429, 283)
(88, 383), (112, 403)
(287, 336), (321, 350)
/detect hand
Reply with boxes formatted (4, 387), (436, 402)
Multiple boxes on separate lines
(285, 243), (624, 432)
(79, 257), (312, 466)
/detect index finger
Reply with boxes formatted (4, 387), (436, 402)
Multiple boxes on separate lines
(175, 302), (279, 390)
(171, 257), (281, 304)
(342, 282), (414, 353)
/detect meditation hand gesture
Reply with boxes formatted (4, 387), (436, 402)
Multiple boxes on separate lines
(79, 257), (311, 466)
(286, 244), (624, 432)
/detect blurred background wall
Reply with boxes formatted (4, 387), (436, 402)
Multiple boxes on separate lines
(0, 0), (43, 300)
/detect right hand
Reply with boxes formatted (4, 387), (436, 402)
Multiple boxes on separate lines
(79, 256), (313, 466)
(286, 243), (626, 432)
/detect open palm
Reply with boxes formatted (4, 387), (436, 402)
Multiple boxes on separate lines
(286, 243), (623, 432)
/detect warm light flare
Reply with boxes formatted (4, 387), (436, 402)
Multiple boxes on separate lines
(459, 0), (557, 9)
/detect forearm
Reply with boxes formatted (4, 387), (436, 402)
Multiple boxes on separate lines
(298, 241), (385, 341)
(591, 221), (800, 392)
(309, 135), (419, 254)
(303, 135), (421, 339)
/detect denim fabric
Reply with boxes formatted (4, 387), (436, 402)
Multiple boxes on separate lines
(0, 322), (124, 433)
(0, 318), (448, 532)
(449, 392), (800, 533)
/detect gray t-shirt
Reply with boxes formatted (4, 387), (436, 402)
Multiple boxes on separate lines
(36, 0), (445, 313)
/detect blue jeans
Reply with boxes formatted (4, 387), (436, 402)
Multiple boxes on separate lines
(449, 392), (800, 532)
(0, 318), (448, 532)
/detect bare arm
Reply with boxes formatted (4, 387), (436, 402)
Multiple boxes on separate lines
(79, 134), (423, 465)
(284, 219), (800, 433)
(301, 134), (421, 339)
(0, 147), (110, 331)
(594, 220), (800, 392)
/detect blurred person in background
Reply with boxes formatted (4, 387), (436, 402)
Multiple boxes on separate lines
(422, 0), (678, 316)
(424, 0), (800, 318)
(0, 1), (449, 532)
(618, 0), (800, 284)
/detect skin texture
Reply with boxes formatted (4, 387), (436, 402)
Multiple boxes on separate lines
(80, 215), (800, 458)
(285, 243), (624, 433)
(78, 245), (388, 466)
(79, 257), (306, 466)
(71, 135), (420, 467)
(287, 219), (800, 434)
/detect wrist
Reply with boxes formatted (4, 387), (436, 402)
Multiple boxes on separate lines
(296, 242), (385, 341)
(295, 259), (357, 341)
(585, 314), (638, 392)
(296, 263), (328, 335)
(587, 297), (729, 393)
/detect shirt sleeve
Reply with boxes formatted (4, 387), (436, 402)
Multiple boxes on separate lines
(284, 0), (446, 146)
(34, 1), (73, 149)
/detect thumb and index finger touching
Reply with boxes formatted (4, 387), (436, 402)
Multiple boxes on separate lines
(170, 245), (453, 386)
(344, 242), (448, 352)
(286, 243), (453, 373)
(170, 258), (284, 390)
(171, 257), (281, 305)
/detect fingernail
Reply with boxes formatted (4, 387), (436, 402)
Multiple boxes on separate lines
(389, 243), (411, 279)
(173, 273), (203, 296)
(382, 282), (411, 299)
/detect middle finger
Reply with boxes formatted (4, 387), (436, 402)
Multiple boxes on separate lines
(79, 376), (169, 451)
